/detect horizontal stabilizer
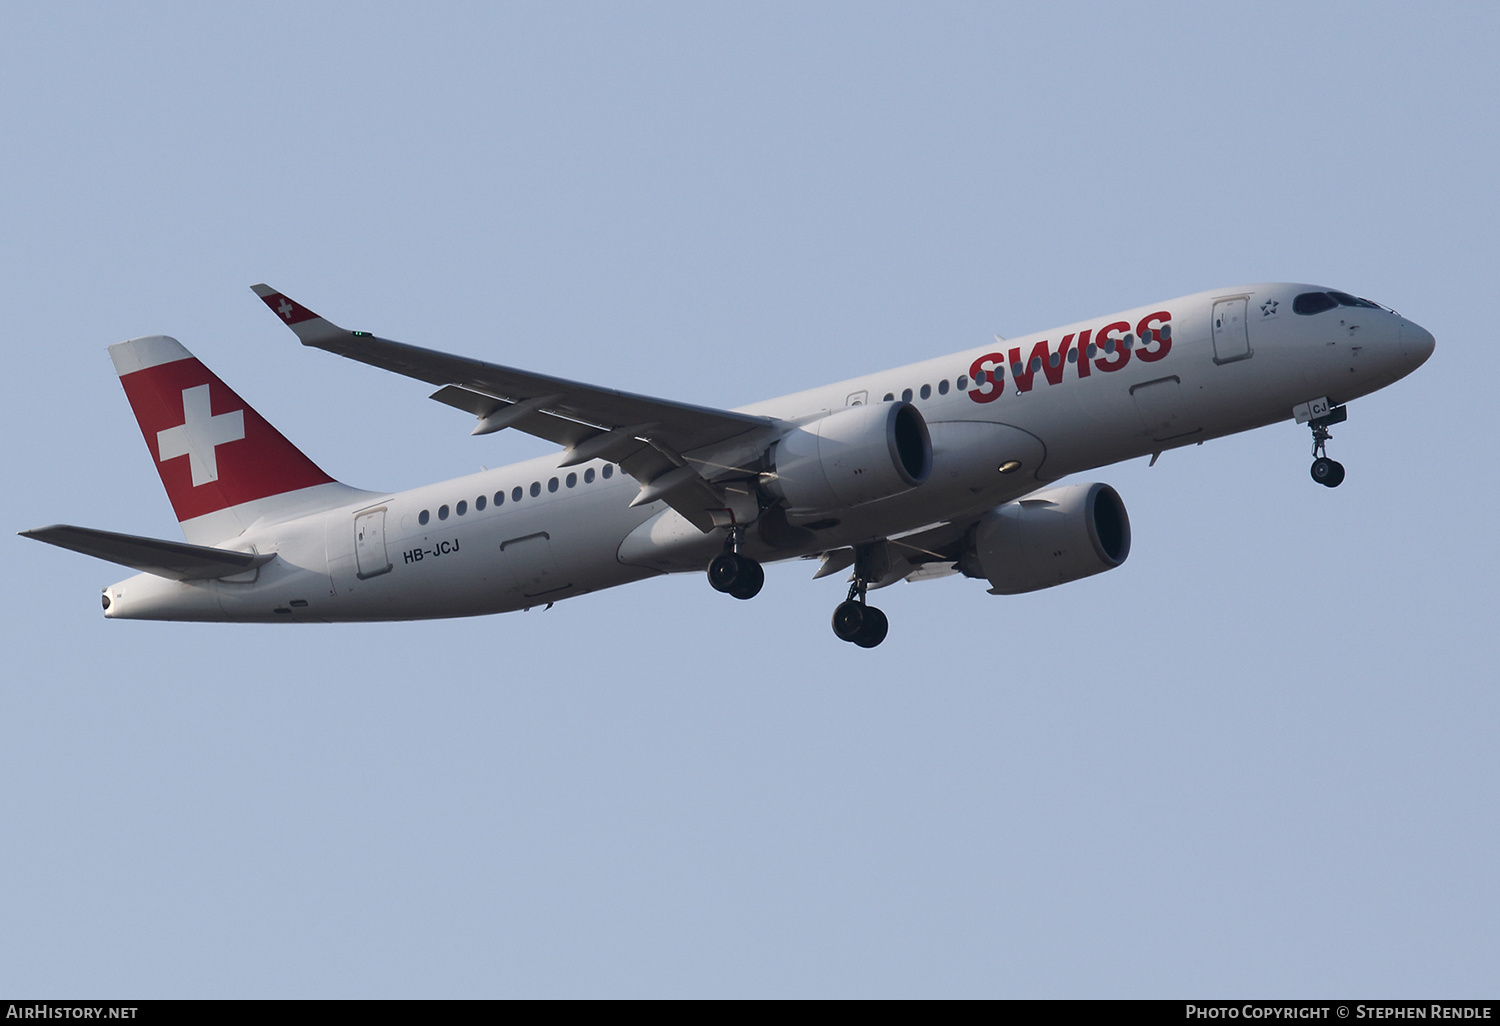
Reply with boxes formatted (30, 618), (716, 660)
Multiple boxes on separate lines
(20, 525), (274, 581)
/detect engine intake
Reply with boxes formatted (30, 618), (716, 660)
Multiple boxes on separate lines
(962, 482), (1131, 594)
(766, 402), (932, 513)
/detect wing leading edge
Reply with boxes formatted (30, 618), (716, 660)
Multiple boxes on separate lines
(252, 285), (775, 530)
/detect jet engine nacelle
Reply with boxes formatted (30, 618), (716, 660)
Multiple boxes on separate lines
(962, 482), (1131, 594)
(766, 401), (933, 513)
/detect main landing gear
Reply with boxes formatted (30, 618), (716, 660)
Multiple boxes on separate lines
(707, 527), (764, 600)
(830, 543), (890, 648)
(1308, 405), (1348, 488)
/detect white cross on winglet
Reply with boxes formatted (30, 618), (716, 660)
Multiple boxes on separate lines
(277, 299), (294, 320)
(156, 385), (245, 486)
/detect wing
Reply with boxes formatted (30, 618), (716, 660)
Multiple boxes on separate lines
(811, 519), (970, 588)
(252, 285), (777, 531)
(20, 525), (274, 581)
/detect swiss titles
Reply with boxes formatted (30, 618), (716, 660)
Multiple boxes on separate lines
(968, 311), (1172, 404)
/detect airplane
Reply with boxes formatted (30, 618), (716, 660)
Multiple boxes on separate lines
(22, 283), (1435, 647)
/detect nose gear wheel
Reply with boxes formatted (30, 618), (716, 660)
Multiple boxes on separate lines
(1307, 405), (1348, 489)
(1310, 456), (1345, 487)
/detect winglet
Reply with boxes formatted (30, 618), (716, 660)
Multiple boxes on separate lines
(250, 284), (346, 344)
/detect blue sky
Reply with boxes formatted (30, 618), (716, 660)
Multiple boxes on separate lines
(2, 1), (1496, 997)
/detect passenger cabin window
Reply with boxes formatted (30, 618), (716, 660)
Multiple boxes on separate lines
(603, 465), (613, 479)
(456, 500), (467, 516)
(418, 510), (430, 526)
(512, 486), (523, 502)
(438, 505), (449, 521)
(566, 472), (577, 488)
(493, 491), (504, 506)
(919, 384), (931, 400)
(902, 388), (913, 402)
(937, 379), (949, 395)
(530, 482), (541, 497)
(883, 393), (895, 402)
(548, 477), (559, 493)
(476, 495), (486, 511)
(1294, 292), (1339, 315)
(584, 468), (595, 484)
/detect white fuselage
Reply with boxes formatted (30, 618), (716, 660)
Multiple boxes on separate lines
(102, 284), (1434, 622)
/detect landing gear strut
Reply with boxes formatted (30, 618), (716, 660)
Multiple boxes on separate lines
(831, 543), (890, 648)
(707, 526), (763, 600)
(1308, 406), (1348, 488)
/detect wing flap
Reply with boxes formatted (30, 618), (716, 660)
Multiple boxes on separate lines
(429, 385), (595, 448)
(20, 525), (274, 581)
(429, 384), (724, 524)
(812, 521), (972, 585)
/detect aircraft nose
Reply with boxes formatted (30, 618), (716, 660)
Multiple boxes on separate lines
(1399, 318), (1436, 372)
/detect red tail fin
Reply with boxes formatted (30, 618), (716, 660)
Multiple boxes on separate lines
(109, 335), (337, 532)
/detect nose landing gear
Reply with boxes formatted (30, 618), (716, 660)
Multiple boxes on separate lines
(830, 542), (890, 648)
(1308, 405), (1348, 488)
(707, 527), (764, 600)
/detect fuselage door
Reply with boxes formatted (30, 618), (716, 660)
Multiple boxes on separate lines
(354, 507), (392, 579)
(1212, 298), (1251, 364)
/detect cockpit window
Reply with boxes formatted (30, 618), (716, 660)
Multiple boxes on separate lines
(1328, 291), (1381, 309)
(1293, 292), (1339, 315)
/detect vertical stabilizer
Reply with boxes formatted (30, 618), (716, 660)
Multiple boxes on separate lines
(109, 335), (362, 543)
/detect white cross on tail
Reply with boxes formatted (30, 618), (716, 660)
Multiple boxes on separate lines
(156, 384), (245, 486)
